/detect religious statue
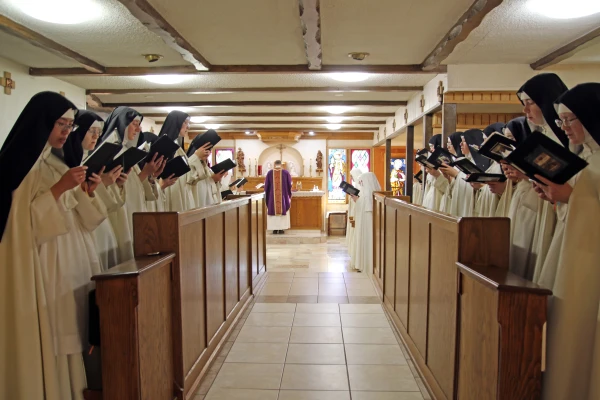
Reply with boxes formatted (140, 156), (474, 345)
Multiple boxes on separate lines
(390, 159), (406, 196)
(236, 147), (246, 172)
(266, 161), (273, 172)
(316, 150), (323, 172)
(288, 161), (299, 177)
(329, 151), (346, 191)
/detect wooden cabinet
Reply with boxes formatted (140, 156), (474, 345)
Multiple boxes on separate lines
(289, 196), (322, 230)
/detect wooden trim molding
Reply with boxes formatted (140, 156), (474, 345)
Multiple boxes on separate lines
(432, 112), (522, 129)
(190, 131), (374, 140)
(102, 100), (408, 107)
(87, 86), (422, 95)
(161, 120), (386, 126)
(143, 112), (395, 118)
(530, 27), (600, 70)
(299, 0), (322, 70)
(115, 0), (211, 70)
(0, 15), (105, 73)
(443, 91), (521, 105)
(421, 0), (504, 70)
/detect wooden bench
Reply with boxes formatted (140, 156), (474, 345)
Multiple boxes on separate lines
(327, 211), (347, 236)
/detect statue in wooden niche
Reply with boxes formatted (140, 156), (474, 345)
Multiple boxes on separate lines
(236, 147), (246, 172)
(316, 150), (323, 172)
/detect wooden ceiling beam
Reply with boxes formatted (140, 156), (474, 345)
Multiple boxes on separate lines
(143, 112), (394, 118)
(420, 0), (504, 71)
(0, 15), (105, 73)
(158, 120), (385, 125)
(116, 0), (211, 70)
(299, 0), (322, 70)
(530, 27), (600, 70)
(87, 86), (422, 95)
(30, 64), (446, 76)
(102, 100), (406, 107)
(205, 131), (375, 140)
(190, 128), (375, 134)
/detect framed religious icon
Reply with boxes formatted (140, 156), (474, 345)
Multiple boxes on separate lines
(390, 158), (407, 196)
(350, 149), (371, 186)
(327, 149), (348, 203)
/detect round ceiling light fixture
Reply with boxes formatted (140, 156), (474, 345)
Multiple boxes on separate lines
(204, 124), (221, 130)
(145, 75), (188, 85)
(143, 54), (164, 63)
(326, 124), (342, 130)
(326, 117), (344, 123)
(13, 0), (102, 24)
(323, 106), (352, 114)
(245, 131), (251, 135)
(329, 72), (370, 82)
(308, 131), (315, 136)
(527, 0), (600, 18)
(348, 52), (370, 61)
(190, 116), (208, 123)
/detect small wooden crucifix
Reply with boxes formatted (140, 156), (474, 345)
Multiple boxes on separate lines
(275, 144), (286, 161)
(0, 72), (16, 95)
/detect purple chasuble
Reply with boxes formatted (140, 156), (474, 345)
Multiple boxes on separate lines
(264, 168), (292, 216)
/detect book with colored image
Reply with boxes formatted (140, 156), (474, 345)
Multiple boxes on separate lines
(426, 147), (457, 169)
(210, 158), (237, 174)
(340, 181), (360, 196)
(415, 155), (436, 169)
(451, 157), (484, 175)
(479, 132), (517, 162)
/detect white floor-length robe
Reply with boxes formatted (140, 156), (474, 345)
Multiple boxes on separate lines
(448, 172), (477, 217)
(188, 154), (222, 207)
(507, 180), (539, 280)
(163, 147), (197, 212)
(494, 180), (514, 218)
(412, 180), (424, 205)
(353, 173), (381, 273)
(473, 163), (502, 217)
(93, 183), (123, 270)
(542, 142), (600, 400)
(422, 173), (445, 211)
(347, 169), (365, 268)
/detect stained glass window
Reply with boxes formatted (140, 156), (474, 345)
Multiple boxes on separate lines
(350, 149), (371, 186)
(327, 149), (347, 203)
(214, 148), (234, 165)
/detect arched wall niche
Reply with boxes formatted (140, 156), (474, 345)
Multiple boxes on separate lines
(258, 145), (305, 177)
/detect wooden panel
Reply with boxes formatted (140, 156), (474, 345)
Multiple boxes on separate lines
(257, 198), (265, 273)
(459, 218), (510, 269)
(427, 223), (459, 399)
(443, 91), (521, 104)
(179, 222), (206, 375)
(290, 196), (322, 229)
(205, 214), (225, 343)
(384, 206), (397, 306)
(251, 201), (259, 279)
(458, 277), (499, 400)
(225, 208), (239, 317)
(408, 216), (430, 359)
(238, 205), (250, 298)
(373, 199), (382, 283)
(138, 263), (174, 400)
(394, 211), (411, 330)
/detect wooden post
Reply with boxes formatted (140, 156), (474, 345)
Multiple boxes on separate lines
(405, 125), (414, 199)
(385, 139), (392, 191)
(442, 103), (457, 146)
(422, 114), (433, 190)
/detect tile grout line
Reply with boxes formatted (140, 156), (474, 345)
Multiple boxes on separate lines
(338, 302), (353, 400)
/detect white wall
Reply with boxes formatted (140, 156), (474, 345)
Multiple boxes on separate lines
(0, 56), (86, 146)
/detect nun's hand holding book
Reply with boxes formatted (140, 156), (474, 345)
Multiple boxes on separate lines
(533, 175), (573, 204)
(51, 166), (88, 200)
(101, 165), (123, 187)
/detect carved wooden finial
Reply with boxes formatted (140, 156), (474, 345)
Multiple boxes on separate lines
(0, 72), (16, 95)
(420, 94), (425, 112)
(392, 119), (396, 130)
(404, 109), (409, 124)
(384, 127), (387, 136)
(437, 81), (445, 103)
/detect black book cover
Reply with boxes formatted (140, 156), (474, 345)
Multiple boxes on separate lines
(211, 158), (236, 174)
(145, 135), (180, 162)
(340, 180), (360, 196)
(414, 170), (423, 184)
(416, 148), (429, 157)
(451, 157), (484, 174)
(221, 190), (233, 199)
(426, 147), (456, 169)
(194, 130), (222, 149)
(82, 141), (122, 178)
(106, 147), (148, 172)
(505, 132), (588, 184)
(464, 173), (507, 183)
(229, 177), (248, 188)
(158, 156), (191, 179)
(415, 155), (437, 169)
(479, 132), (517, 162)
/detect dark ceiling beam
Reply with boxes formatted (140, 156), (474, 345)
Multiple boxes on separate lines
(189, 128), (376, 133)
(30, 64), (446, 76)
(420, 0), (504, 71)
(299, 0), (322, 70)
(0, 15), (105, 73)
(158, 120), (385, 125)
(87, 86), (422, 95)
(116, 0), (211, 70)
(530, 27), (600, 70)
(102, 100), (407, 107)
(143, 112), (395, 118)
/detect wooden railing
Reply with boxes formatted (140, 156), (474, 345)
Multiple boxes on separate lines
(372, 194), (550, 400)
(91, 193), (267, 400)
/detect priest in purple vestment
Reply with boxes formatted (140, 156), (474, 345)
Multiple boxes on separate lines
(264, 160), (293, 234)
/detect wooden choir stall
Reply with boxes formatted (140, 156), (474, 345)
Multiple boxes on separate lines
(90, 193), (267, 400)
(372, 193), (551, 400)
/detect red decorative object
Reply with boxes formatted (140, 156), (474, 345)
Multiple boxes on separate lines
(258, 165), (263, 176)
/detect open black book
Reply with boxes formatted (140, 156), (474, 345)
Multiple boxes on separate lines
(229, 177), (248, 188)
(82, 141), (122, 178)
(340, 181), (360, 196)
(426, 147), (456, 169)
(211, 158), (236, 174)
(106, 146), (148, 172)
(158, 156), (191, 179)
(504, 132), (588, 185)
(416, 148), (429, 157)
(479, 132), (517, 162)
(451, 157), (484, 175)
(416, 155), (436, 169)
(414, 170), (423, 184)
(145, 135), (180, 162)
(193, 129), (222, 149)
(221, 190), (233, 199)
(464, 173), (507, 183)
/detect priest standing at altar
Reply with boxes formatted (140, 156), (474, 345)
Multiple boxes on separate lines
(264, 160), (293, 234)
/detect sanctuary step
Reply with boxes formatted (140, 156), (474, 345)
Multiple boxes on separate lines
(266, 229), (327, 244)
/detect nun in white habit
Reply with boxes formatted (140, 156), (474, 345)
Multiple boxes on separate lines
(473, 123), (505, 217)
(346, 167), (365, 269)
(422, 135), (446, 211)
(0, 92), (104, 400)
(186, 131), (226, 207)
(352, 172), (382, 273)
(438, 131), (465, 216)
(536, 83), (600, 400)
(157, 110), (197, 212)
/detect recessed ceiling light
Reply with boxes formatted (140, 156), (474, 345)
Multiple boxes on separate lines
(329, 73), (370, 82)
(190, 116), (208, 123)
(145, 75), (187, 85)
(13, 0), (102, 24)
(204, 124), (221, 129)
(527, 0), (600, 18)
(245, 131), (251, 134)
(326, 124), (342, 130)
(323, 106), (352, 115)
(326, 117), (344, 123)
(308, 131), (315, 136)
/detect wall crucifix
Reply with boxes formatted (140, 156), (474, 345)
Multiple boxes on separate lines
(275, 144), (286, 161)
(0, 72), (16, 95)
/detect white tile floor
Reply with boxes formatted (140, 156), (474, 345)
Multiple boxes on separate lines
(195, 239), (431, 400)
